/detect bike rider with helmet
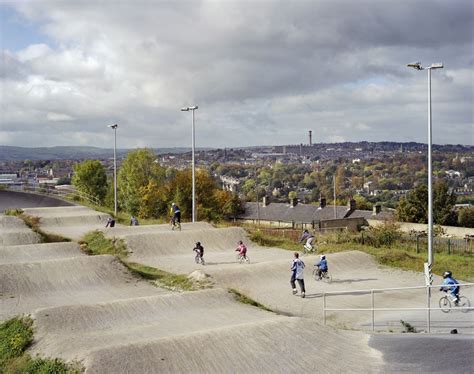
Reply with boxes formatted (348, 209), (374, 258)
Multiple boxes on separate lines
(314, 254), (328, 279)
(440, 271), (460, 305)
(170, 203), (181, 228)
(235, 240), (247, 258)
(193, 242), (205, 265)
(299, 229), (315, 252)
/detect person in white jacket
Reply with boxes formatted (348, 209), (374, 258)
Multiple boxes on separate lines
(290, 252), (306, 298)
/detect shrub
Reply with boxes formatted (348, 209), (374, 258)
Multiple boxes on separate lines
(0, 317), (33, 366)
(365, 221), (402, 247)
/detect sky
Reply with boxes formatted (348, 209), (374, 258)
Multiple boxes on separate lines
(0, 0), (472, 149)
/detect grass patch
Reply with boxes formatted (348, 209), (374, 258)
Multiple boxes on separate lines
(0, 316), (81, 373)
(79, 230), (128, 259)
(228, 288), (274, 312)
(5, 211), (71, 243)
(247, 230), (474, 281)
(124, 262), (210, 291)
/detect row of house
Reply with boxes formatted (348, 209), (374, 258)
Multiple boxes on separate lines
(237, 197), (393, 231)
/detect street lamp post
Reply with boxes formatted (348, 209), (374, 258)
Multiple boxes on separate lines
(181, 106), (199, 222)
(108, 124), (118, 217)
(407, 62), (444, 266)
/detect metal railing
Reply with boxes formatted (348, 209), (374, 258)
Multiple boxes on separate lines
(323, 283), (473, 333)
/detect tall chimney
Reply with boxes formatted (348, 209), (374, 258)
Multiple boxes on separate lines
(309, 130), (312, 146)
(373, 204), (382, 215)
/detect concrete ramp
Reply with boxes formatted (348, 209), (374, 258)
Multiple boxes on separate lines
(23, 206), (111, 240)
(0, 215), (41, 245)
(103, 221), (214, 238)
(0, 242), (84, 264)
(0, 255), (166, 320)
(125, 227), (250, 256)
(83, 318), (382, 374)
(30, 289), (281, 360)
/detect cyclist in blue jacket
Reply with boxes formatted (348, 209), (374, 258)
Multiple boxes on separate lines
(440, 271), (460, 305)
(314, 255), (328, 280)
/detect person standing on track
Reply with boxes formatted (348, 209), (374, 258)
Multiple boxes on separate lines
(290, 252), (306, 298)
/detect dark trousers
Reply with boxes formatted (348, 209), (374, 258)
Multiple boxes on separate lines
(291, 274), (305, 293)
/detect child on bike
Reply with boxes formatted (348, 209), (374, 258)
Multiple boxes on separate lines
(170, 203), (181, 229)
(193, 241), (205, 265)
(440, 271), (460, 305)
(235, 240), (247, 259)
(299, 229), (315, 252)
(314, 255), (328, 280)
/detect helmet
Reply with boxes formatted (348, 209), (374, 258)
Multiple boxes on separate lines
(443, 271), (452, 279)
(196, 242), (201, 246)
(238, 240), (243, 245)
(320, 255), (326, 260)
(172, 202), (176, 206)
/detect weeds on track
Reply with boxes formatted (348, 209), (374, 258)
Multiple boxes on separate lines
(0, 316), (82, 373)
(80, 230), (212, 291)
(5, 209), (71, 243)
(228, 288), (274, 313)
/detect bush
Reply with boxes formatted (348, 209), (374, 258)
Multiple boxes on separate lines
(364, 221), (402, 247)
(0, 317), (33, 367)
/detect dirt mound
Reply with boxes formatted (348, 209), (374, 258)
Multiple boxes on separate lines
(0, 255), (166, 320)
(0, 242), (83, 264)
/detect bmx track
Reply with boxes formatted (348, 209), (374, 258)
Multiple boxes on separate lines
(1, 205), (473, 373)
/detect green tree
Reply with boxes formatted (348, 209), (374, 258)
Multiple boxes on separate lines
(396, 181), (457, 225)
(458, 206), (474, 228)
(72, 160), (107, 203)
(433, 181), (457, 225)
(118, 149), (165, 215)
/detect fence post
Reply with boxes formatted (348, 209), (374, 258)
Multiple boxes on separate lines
(416, 235), (419, 254)
(448, 239), (451, 255)
(427, 286), (431, 333)
(371, 290), (375, 332)
(323, 293), (327, 325)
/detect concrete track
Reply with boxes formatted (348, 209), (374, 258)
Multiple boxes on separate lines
(3, 205), (472, 373)
(0, 242), (83, 264)
(23, 206), (111, 240)
(0, 255), (166, 320)
(0, 215), (41, 245)
(102, 222), (214, 238)
(0, 190), (73, 213)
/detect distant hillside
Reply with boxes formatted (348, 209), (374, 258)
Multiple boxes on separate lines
(0, 146), (192, 161)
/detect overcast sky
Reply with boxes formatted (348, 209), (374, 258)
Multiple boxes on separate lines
(0, 0), (472, 149)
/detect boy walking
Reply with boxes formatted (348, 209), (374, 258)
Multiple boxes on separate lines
(290, 252), (306, 298)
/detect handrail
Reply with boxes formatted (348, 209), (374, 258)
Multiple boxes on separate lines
(323, 283), (473, 295)
(322, 283), (473, 333)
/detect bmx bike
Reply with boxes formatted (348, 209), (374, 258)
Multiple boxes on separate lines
(236, 253), (250, 264)
(194, 254), (205, 265)
(439, 294), (470, 313)
(312, 267), (331, 283)
(302, 244), (316, 255)
(170, 218), (181, 231)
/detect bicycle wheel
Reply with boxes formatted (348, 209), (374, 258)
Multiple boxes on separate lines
(439, 296), (451, 313)
(323, 273), (332, 283)
(195, 255), (200, 264)
(243, 255), (250, 264)
(459, 296), (471, 313)
(312, 268), (320, 281)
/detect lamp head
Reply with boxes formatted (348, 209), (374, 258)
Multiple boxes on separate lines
(108, 124), (118, 129)
(407, 62), (423, 70)
(181, 107), (190, 111)
(189, 106), (198, 110)
(429, 63), (444, 69)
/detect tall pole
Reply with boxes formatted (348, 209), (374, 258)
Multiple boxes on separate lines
(427, 68), (433, 266)
(113, 127), (117, 217)
(333, 175), (337, 219)
(407, 62), (443, 267)
(108, 124), (118, 217)
(181, 106), (198, 222)
(191, 108), (196, 223)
